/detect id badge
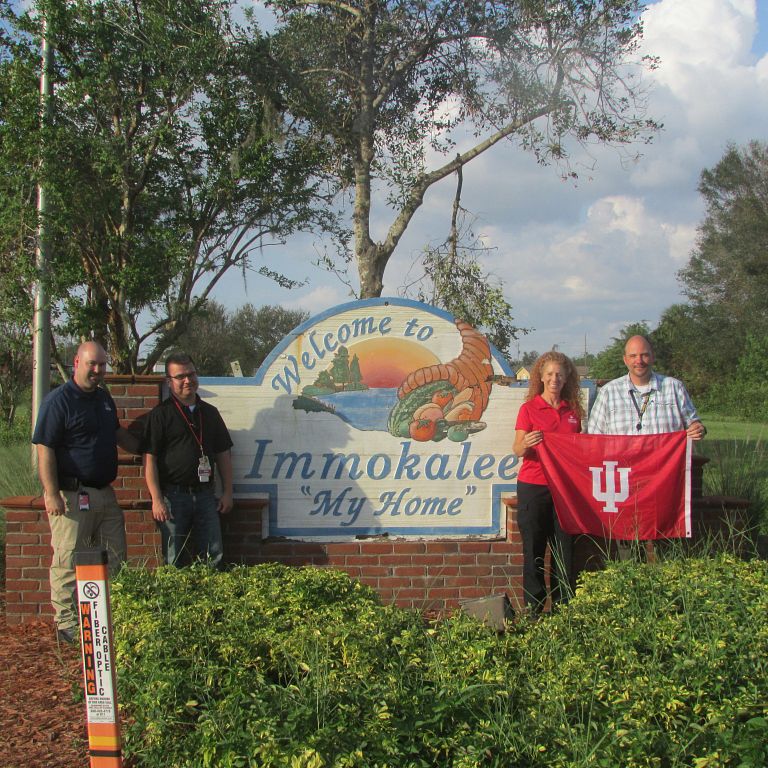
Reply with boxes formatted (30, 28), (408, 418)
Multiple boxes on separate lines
(198, 455), (212, 483)
(78, 491), (90, 512)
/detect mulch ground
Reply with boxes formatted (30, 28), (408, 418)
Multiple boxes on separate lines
(0, 616), (89, 768)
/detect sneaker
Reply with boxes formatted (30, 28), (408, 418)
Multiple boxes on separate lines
(56, 627), (76, 644)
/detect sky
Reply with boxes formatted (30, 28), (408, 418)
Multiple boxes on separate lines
(210, 0), (768, 363)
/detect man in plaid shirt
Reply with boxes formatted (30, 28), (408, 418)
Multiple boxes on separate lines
(588, 335), (706, 440)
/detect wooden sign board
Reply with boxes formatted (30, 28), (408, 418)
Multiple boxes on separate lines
(199, 298), (528, 540)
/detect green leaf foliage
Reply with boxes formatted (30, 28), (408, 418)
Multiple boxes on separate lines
(513, 555), (768, 768)
(657, 140), (768, 412)
(414, 207), (524, 358)
(112, 556), (768, 767)
(172, 302), (308, 377)
(112, 564), (510, 767)
(680, 141), (768, 333)
(700, 333), (768, 421)
(1, 0), (330, 373)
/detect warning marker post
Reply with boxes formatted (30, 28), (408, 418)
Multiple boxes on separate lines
(75, 549), (123, 768)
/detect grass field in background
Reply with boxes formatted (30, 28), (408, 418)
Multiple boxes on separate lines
(697, 412), (767, 441)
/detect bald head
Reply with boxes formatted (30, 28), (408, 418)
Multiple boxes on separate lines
(623, 335), (654, 385)
(73, 341), (108, 392)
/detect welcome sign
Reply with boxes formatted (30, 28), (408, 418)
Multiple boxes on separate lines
(200, 298), (527, 540)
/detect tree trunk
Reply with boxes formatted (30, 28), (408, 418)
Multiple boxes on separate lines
(357, 241), (387, 298)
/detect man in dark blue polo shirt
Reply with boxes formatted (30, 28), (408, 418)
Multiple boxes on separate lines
(142, 352), (233, 568)
(32, 341), (137, 643)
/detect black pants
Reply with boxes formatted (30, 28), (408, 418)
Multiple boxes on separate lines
(516, 481), (574, 613)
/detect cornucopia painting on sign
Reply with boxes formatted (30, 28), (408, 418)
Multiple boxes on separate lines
(387, 320), (492, 442)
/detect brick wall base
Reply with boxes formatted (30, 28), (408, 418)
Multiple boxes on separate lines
(2, 494), (525, 624)
(222, 499), (524, 610)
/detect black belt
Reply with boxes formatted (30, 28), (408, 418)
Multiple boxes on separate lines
(163, 483), (214, 495)
(60, 476), (109, 491)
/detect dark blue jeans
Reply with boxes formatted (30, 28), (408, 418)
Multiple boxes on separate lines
(159, 486), (223, 569)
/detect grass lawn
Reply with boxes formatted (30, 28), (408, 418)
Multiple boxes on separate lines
(697, 412), (767, 441)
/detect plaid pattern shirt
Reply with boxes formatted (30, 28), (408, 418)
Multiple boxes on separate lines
(587, 372), (700, 435)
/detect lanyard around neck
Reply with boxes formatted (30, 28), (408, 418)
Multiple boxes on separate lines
(172, 397), (204, 454)
(629, 389), (652, 431)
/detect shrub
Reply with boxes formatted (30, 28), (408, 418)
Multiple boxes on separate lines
(112, 564), (515, 767)
(112, 557), (768, 768)
(512, 556), (768, 767)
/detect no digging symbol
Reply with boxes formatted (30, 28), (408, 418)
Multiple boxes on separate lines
(83, 581), (100, 600)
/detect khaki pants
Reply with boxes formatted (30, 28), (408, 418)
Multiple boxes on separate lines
(48, 485), (126, 632)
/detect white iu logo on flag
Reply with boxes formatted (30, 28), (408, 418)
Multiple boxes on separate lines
(590, 460), (631, 513)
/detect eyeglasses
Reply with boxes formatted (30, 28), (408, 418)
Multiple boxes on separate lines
(168, 371), (198, 381)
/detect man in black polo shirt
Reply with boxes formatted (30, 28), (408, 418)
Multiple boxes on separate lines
(32, 341), (138, 643)
(143, 352), (233, 568)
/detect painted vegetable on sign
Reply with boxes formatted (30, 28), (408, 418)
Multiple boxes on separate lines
(387, 321), (493, 442)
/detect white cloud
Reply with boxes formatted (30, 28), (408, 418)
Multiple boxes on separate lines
(283, 285), (351, 316)
(642, 0), (756, 72)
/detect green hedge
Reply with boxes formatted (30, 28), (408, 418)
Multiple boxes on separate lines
(112, 557), (768, 767)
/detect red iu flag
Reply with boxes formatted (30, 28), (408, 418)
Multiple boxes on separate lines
(536, 432), (692, 540)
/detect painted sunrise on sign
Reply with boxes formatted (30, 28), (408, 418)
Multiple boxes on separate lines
(353, 338), (440, 387)
(298, 338), (440, 431)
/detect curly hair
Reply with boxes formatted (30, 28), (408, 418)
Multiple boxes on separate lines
(525, 351), (585, 421)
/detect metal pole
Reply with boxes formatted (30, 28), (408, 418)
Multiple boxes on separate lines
(32, 18), (54, 438)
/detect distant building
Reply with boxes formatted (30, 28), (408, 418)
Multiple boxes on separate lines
(515, 366), (531, 381)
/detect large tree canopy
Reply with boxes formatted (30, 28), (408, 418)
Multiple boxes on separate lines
(0, 0), (330, 372)
(655, 140), (768, 412)
(267, 0), (659, 297)
(679, 140), (768, 344)
(2, 0), (662, 379)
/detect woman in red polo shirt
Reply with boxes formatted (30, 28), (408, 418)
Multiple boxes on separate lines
(513, 351), (584, 614)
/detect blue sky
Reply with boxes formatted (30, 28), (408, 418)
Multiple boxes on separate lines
(210, 0), (768, 361)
